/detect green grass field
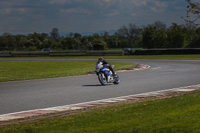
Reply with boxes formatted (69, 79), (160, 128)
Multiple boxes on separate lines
(101, 54), (200, 60)
(0, 55), (200, 132)
(79, 54), (200, 60)
(1, 91), (200, 132)
(0, 61), (137, 82)
(2, 54), (200, 60)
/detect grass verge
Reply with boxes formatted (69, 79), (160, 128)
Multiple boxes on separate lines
(101, 54), (200, 60)
(1, 91), (200, 132)
(0, 61), (137, 82)
(72, 54), (200, 60)
(4, 54), (200, 60)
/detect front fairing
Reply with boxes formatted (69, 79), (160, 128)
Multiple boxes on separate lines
(101, 68), (111, 76)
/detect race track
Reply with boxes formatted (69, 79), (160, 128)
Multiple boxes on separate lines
(0, 59), (200, 115)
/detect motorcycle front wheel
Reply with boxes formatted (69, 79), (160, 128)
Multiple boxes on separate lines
(98, 72), (107, 85)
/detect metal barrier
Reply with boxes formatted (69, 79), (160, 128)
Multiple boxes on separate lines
(1, 49), (200, 57)
(0, 52), (12, 57)
(0, 50), (124, 57)
(87, 50), (124, 56)
(11, 51), (49, 57)
(133, 48), (200, 55)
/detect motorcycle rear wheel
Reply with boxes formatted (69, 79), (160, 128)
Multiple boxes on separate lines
(113, 74), (120, 84)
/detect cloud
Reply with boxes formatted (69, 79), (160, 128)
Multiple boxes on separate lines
(49, 0), (123, 7)
(0, 0), (47, 16)
(130, 0), (147, 7)
(108, 11), (119, 16)
(147, 0), (168, 13)
(150, 7), (164, 13)
(0, 8), (30, 15)
(0, 0), (187, 34)
(0, 0), (26, 7)
(60, 8), (91, 15)
(0, 8), (12, 15)
(0, 0), (28, 15)
(49, 0), (71, 4)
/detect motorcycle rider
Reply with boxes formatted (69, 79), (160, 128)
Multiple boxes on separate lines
(97, 57), (117, 78)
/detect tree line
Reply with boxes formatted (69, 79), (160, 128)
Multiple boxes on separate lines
(0, 21), (200, 51)
(0, 0), (199, 51)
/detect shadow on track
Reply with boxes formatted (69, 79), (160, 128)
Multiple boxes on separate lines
(82, 84), (112, 87)
(82, 84), (102, 87)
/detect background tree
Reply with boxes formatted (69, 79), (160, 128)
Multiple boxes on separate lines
(152, 21), (167, 30)
(183, 0), (200, 25)
(188, 28), (200, 48)
(142, 22), (167, 49)
(50, 28), (60, 40)
(116, 23), (142, 48)
(167, 23), (186, 48)
(80, 36), (91, 50)
(181, 23), (198, 47)
(1, 21), (200, 51)
(73, 33), (82, 38)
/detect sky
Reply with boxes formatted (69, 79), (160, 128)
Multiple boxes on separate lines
(0, 0), (189, 35)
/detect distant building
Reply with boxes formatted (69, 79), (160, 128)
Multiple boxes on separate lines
(89, 44), (104, 50)
(41, 48), (51, 52)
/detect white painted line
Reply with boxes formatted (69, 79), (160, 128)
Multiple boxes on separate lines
(151, 67), (161, 70)
(174, 89), (196, 92)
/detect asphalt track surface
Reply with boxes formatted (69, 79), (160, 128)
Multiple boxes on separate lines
(0, 58), (200, 115)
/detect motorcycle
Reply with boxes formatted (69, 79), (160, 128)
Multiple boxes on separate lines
(94, 62), (120, 85)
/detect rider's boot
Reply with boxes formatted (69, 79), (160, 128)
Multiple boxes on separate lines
(113, 73), (117, 79)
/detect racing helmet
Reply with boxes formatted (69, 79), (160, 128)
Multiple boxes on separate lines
(98, 57), (104, 62)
